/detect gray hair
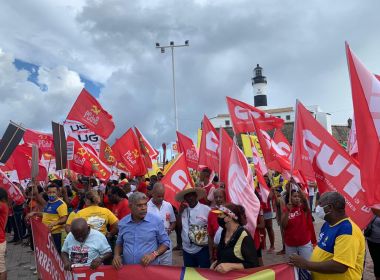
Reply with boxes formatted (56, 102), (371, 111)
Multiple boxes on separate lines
(128, 191), (147, 205)
(319, 191), (346, 212)
(152, 182), (165, 193)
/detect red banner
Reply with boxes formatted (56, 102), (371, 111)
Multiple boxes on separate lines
(161, 153), (194, 209)
(198, 115), (219, 172)
(226, 96), (284, 133)
(0, 169), (25, 204)
(32, 219), (297, 280)
(176, 131), (199, 170)
(292, 100), (373, 229)
(67, 88), (115, 139)
(112, 128), (147, 177)
(23, 129), (55, 156)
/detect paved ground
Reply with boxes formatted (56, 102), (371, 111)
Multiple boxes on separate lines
(5, 215), (375, 279)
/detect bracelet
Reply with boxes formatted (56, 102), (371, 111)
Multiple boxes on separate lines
(151, 251), (159, 258)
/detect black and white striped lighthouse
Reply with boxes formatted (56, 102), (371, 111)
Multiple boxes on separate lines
(252, 64), (268, 108)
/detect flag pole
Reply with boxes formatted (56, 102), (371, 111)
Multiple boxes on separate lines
(290, 100), (300, 178)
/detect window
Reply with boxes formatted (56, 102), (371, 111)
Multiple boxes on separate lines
(286, 115), (291, 121)
(225, 120), (230, 126)
(276, 116), (282, 119)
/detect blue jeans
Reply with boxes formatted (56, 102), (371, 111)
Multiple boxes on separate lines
(52, 233), (62, 253)
(183, 246), (210, 268)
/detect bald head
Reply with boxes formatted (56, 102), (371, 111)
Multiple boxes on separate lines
(152, 183), (165, 206)
(213, 188), (226, 206)
(71, 218), (90, 242)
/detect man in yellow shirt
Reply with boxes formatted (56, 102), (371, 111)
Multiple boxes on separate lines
(289, 191), (365, 280)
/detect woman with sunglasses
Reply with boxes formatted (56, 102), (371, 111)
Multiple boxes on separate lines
(210, 203), (259, 273)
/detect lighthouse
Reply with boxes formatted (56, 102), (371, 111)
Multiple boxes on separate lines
(252, 64), (268, 108)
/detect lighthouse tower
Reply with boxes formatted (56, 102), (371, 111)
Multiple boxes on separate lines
(252, 64), (268, 108)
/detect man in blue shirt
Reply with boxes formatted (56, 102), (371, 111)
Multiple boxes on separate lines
(112, 192), (170, 268)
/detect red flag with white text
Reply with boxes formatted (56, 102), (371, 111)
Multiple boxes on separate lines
(99, 138), (117, 166)
(226, 141), (260, 233)
(134, 127), (155, 169)
(112, 128), (147, 177)
(161, 153), (194, 209)
(67, 88), (115, 139)
(226, 96), (284, 133)
(198, 115), (219, 172)
(23, 129), (55, 156)
(176, 131), (199, 170)
(346, 43), (380, 208)
(67, 136), (93, 176)
(292, 100), (373, 229)
(0, 169), (25, 205)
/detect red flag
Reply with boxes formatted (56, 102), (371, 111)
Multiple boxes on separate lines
(346, 43), (380, 209)
(161, 153), (194, 209)
(176, 131), (199, 170)
(134, 127), (154, 169)
(292, 100), (373, 229)
(67, 88), (115, 139)
(10, 144), (47, 181)
(99, 138), (117, 166)
(198, 115), (219, 172)
(23, 129), (55, 156)
(85, 145), (112, 180)
(0, 169), (25, 204)
(226, 96), (284, 133)
(112, 128), (147, 177)
(67, 136), (93, 176)
(226, 141), (260, 233)
(134, 127), (159, 160)
(219, 128), (234, 184)
(273, 130), (292, 159)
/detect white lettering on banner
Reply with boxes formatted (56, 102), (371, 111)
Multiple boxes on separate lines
(74, 154), (86, 166)
(302, 129), (366, 200)
(73, 272), (105, 280)
(205, 131), (218, 153)
(275, 142), (291, 157)
(186, 149), (198, 161)
(123, 151), (136, 165)
(38, 139), (52, 149)
(234, 106), (273, 121)
(228, 164), (246, 202)
(83, 110), (100, 126)
(171, 170), (188, 190)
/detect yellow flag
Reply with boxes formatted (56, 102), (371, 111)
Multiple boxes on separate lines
(197, 129), (202, 148)
(241, 134), (263, 157)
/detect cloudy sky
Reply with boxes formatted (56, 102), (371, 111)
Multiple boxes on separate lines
(0, 0), (379, 146)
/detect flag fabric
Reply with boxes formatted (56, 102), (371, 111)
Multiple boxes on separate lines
(292, 100), (373, 229)
(226, 96), (284, 133)
(198, 115), (219, 172)
(85, 144), (112, 180)
(226, 141), (260, 233)
(11, 144), (47, 181)
(64, 120), (101, 152)
(99, 138), (116, 166)
(67, 136), (93, 176)
(112, 128), (147, 177)
(0, 169), (25, 205)
(219, 128), (234, 184)
(161, 153), (194, 209)
(176, 131), (199, 170)
(273, 130), (292, 159)
(0, 122), (25, 164)
(346, 43), (380, 208)
(134, 127), (154, 169)
(23, 129), (55, 156)
(52, 122), (67, 171)
(67, 88), (115, 139)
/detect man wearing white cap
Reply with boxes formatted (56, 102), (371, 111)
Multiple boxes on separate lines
(176, 187), (211, 268)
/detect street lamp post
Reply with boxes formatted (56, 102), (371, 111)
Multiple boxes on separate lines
(156, 40), (189, 132)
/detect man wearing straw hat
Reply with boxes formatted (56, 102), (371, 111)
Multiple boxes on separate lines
(176, 186), (211, 268)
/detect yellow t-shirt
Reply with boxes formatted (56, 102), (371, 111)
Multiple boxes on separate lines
(67, 205), (118, 235)
(310, 218), (365, 280)
(42, 199), (68, 234)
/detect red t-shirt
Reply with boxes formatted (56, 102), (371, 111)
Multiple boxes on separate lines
(283, 205), (311, 246)
(137, 182), (147, 194)
(113, 199), (130, 220)
(103, 195), (114, 211)
(207, 210), (219, 238)
(0, 202), (9, 243)
(253, 208), (264, 250)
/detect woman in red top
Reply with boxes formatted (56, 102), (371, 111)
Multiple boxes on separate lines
(281, 186), (313, 260)
(108, 186), (130, 220)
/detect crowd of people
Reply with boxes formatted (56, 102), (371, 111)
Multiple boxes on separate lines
(0, 166), (379, 280)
